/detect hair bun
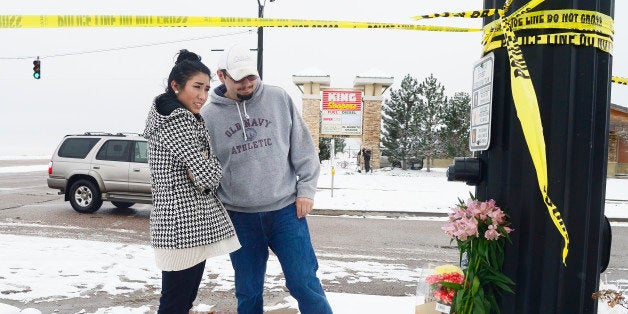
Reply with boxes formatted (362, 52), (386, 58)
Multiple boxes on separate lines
(175, 49), (202, 64)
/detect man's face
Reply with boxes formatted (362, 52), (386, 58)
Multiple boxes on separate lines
(219, 70), (258, 101)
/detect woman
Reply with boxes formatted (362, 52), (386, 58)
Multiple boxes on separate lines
(143, 49), (239, 313)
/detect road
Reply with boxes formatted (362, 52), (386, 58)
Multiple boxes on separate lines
(0, 164), (626, 312)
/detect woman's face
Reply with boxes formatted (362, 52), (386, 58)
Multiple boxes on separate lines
(173, 72), (210, 114)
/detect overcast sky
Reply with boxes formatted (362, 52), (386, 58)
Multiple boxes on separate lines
(1, 0), (626, 156)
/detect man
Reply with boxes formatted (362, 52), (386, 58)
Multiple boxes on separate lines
(200, 44), (333, 314)
(363, 147), (372, 173)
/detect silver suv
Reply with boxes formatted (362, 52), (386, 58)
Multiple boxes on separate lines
(47, 132), (152, 213)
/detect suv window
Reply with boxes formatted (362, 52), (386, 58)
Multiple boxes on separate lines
(58, 138), (100, 159)
(132, 141), (148, 163)
(96, 140), (131, 162)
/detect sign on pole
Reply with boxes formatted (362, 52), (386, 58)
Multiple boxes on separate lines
(469, 52), (495, 151)
(321, 90), (363, 137)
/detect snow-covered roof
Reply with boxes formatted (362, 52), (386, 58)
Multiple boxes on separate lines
(293, 66), (329, 77)
(292, 67), (331, 85)
(356, 68), (393, 79)
(354, 68), (394, 87)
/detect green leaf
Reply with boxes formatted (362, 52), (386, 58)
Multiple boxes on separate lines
(473, 292), (488, 314)
(468, 191), (476, 200)
(471, 276), (481, 295)
(492, 280), (515, 294)
(440, 282), (463, 290)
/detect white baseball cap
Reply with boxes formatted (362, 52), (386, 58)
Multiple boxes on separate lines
(217, 44), (259, 81)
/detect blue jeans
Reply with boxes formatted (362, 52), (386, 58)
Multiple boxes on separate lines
(158, 260), (206, 314)
(228, 203), (333, 314)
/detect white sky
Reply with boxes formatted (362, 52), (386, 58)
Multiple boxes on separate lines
(0, 0), (626, 156)
(1, 162), (627, 313)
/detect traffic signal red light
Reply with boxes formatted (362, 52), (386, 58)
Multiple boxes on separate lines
(33, 59), (41, 79)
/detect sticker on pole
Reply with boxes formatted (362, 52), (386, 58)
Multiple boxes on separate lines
(469, 52), (495, 152)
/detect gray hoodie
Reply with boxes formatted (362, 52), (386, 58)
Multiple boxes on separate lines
(200, 81), (320, 213)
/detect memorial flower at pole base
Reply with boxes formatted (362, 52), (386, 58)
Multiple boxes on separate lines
(424, 264), (465, 313)
(442, 194), (515, 314)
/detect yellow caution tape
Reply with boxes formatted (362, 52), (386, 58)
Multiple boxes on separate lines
(484, 9), (614, 36)
(412, 9), (498, 20)
(0, 15), (478, 32)
(411, 8), (615, 58)
(613, 76), (628, 85)
(483, 32), (613, 54)
(414, 8), (613, 34)
(499, 0), (570, 265)
(420, 7), (624, 87)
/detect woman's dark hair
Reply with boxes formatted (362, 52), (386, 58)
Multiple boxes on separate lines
(166, 49), (211, 95)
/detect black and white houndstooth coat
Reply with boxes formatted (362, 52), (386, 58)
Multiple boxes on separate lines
(144, 94), (236, 249)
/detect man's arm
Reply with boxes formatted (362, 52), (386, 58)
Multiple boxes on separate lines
(286, 92), (320, 217)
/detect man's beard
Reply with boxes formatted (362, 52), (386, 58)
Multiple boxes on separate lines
(236, 93), (253, 101)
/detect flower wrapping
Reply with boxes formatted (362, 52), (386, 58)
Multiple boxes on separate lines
(425, 265), (465, 305)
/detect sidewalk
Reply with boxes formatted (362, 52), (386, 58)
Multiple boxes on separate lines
(314, 164), (628, 221)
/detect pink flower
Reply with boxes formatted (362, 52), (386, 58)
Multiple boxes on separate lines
(443, 198), (512, 242)
(484, 224), (501, 240)
(433, 287), (455, 304)
(488, 208), (505, 225)
(425, 274), (440, 284)
(441, 272), (465, 284)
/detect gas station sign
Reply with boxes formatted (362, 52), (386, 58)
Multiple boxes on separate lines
(321, 90), (363, 136)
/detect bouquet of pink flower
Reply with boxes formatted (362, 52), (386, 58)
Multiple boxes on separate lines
(425, 264), (465, 305)
(442, 195), (515, 314)
(442, 198), (513, 242)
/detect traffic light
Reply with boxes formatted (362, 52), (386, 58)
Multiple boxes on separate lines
(33, 59), (41, 79)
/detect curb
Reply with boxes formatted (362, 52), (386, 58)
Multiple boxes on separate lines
(312, 209), (448, 219)
(311, 209), (628, 222)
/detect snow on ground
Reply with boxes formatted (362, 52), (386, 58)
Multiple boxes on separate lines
(0, 158), (626, 313)
(0, 234), (419, 313)
(0, 165), (48, 174)
(0, 233), (625, 313)
(0, 156), (49, 161)
(315, 160), (628, 219)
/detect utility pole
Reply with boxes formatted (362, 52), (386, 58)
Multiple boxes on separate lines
(449, 0), (614, 312)
(256, 0), (274, 80)
(481, 0), (613, 312)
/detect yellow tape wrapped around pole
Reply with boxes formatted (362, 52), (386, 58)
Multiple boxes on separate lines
(483, 31), (614, 54)
(483, 9), (614, 37)
(499, 0), (570, 265)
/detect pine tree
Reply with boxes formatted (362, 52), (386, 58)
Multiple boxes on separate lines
(318, 137), (346, 161)
(381, 74), (421, 169)
(441, 92), (471, 158)
(415, 74), (447, 172)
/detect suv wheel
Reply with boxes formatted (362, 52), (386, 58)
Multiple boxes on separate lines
(69, 179), (103, 213)
(111, 201), (135, 209)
